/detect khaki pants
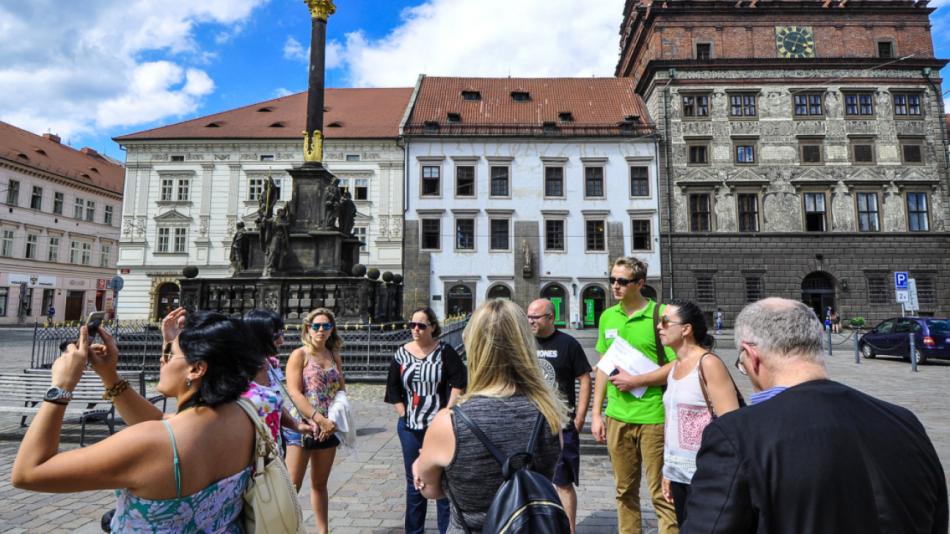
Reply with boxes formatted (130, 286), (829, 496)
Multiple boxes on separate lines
(606, 417), (678, 534)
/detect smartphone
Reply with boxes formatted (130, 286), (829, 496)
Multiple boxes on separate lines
(85, 311), (107, 339)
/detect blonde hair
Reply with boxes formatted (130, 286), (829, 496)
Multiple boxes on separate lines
(300, 308), (343, 356)
(460, 299), (568, 434)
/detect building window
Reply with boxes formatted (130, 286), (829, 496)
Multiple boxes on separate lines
(803, 192), (827, 232)
(631, 219), (651, 251)
(259, 155), (274, 162)
(170, 155), (184, 162)
(490, 166), (509, 197)
(173, 228), (187, 253)
(25, 234), (37, 259)
(737, 193), (759, 232)
(177, 179), (190, 201)
(0, 288), (7, 316)
(85, 200), (95, 222)
(30, 186), (43, 210)
(104, 205), (114, 225)
(53, 192), (63, 215)
(851, 140), (875, 164)
(844, 93), (874, 116)
(900, 141), (923, 164)
(893, 93), (922, 117)
(456, 165), (476, 197)
(584, 167), (604, 197)
(687, 143), (709, 165)
(793, 93), (823, 116)
(421, 165), (441, 197)
(907, 192), (929, 232)
(729, 94), (757, 117)
(490, 219), (510, 250)
(81, 242), (91, 265)
(455, 218), (475, 250)
(345, 154), (360, 162)
(353, 227), (367, 248)
(877, 41), (894, 59)
(735, 143), (756, 165)
(867, 274), (888, 304)
(585, 220), (606, 251)
(745, 276), (763, 303)
(5, 180), (19, 205)
(545, 220), (564, 251)
(689, 193), (711, 231)
(0, 229), (12, 257)
(544, 167), (564, 197)
(914, 275), (936, 307)
(695, 274), (716, 306)
(462, 91), (481, 101)
(48, 237), (59, 262)
(682, 94), (710, 118)
(69, 241), (79, 263)
(160, 178), (174, 201)
(630, 166), (649, 197)
(800, 141), (823, 164)
(157, 228), (170, 253)
(695, 43), (711, 60)
(73, 198), (84, 218)
(856, 192), (880, 232)
(100, 244), (111, 267)
(421, 219), (441, 250)
(353, 178), (369, 201)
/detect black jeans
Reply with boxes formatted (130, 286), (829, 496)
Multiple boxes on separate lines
(670, 480), (691, 526)
(397, 416), (450, 534)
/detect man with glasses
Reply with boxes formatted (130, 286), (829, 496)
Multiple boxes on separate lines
(591, 257), (677, 534)
(527, 298), (591, 534)
(684, 298), (947, 533)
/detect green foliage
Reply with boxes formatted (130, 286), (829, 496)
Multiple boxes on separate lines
(849, 316), (866, 329)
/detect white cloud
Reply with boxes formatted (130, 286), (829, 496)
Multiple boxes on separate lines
(0, 0), (267, 139)
(284, 36), (309, 62)
(331, 0), (626, 87)
(273, 87), (295, 98)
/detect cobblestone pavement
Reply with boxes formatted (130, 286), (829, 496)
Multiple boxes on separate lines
(0, 328), (947, 532)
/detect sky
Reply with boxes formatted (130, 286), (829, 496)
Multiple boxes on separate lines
(0, 0), (948, 162)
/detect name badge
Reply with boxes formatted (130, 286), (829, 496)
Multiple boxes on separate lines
(606, 329), (618, 340)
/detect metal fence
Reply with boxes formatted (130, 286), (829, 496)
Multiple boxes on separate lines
(31, 317), (469, 382)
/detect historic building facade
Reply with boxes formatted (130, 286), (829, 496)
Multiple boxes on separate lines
(402, 76), (660, 326)
(113, 88), (411, 321)
(617, 0), (950, 324)
(0, 121), (123, 324)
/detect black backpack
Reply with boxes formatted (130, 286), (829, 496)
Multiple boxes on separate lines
(451, 407), (571, 534)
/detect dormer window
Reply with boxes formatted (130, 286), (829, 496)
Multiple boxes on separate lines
(447, 113), (461, 123)
(696, 43), (712, 61)
(16, 153), (28, 161)
(423, 121), (440, 134)
(877, 41), (894, 59)
(34, 149), (47, 156)
(461, 91), (482, 101)
(328, 121), (343, 128)
(257, 106), (274, 112)
(90, 167), (100, 173)
(205, 121), (223, 128)
(543, 122), (558, 134)
(81, 173), (91, 179)
(624, 115), (640, 123)
(269, 122), (285, 128)
(511, 91), (530, 102)
(558, 112), (574, 123)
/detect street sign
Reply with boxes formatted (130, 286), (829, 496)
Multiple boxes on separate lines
(906, 279), (919, 312)
(896, 290), (909, 303)
(110, 275), (125, 292)
(894, 271), (909, 290)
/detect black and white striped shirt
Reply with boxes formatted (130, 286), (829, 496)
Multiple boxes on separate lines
(384, 341), (467, 430)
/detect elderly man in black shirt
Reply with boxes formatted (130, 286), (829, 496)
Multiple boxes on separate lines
(527, 298), (592, 534)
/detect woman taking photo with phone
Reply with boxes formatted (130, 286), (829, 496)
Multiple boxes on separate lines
(385, 307), (467, 534)
(12, 308), (261, 532)
(285, 307), (345, 534)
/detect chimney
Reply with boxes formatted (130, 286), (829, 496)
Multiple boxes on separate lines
(81, 147), (99, 157)
(43, 133), (61, 144)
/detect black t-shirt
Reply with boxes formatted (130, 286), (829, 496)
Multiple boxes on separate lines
(536, 330), (592, 417)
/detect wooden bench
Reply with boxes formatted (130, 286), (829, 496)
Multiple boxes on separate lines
(0, 370), (150, 446)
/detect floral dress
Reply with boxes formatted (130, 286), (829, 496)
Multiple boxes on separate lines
(284, 351), (343, 447)
(241, 357), (286, 449)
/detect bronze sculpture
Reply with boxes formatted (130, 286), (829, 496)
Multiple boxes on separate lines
(229, 221), (249, 272)
(339, 190), (357, 236)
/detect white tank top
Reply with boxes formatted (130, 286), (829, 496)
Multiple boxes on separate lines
(662, 358), (713, 484)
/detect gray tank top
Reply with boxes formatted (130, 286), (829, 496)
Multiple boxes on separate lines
(443, 395), (561, 533)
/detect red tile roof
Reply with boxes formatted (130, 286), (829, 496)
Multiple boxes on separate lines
(0, 121), (124, 195)
(115, 87), (413, 142)
(404, 76), (654, 137)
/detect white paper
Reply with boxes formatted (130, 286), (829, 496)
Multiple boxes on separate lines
(596, 337), (660, 399)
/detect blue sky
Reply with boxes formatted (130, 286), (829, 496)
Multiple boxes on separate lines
(0, 0), (948, 163)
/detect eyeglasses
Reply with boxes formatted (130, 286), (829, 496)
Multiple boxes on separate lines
(310, 323), (334, 331)
(608, 276), (635, 287)
(659, 316), (685, 328)
(408, 322), (429, 331)
(735, 342), (755, 376)
(526, 314), (552, 322)
(161, 342), (185, 364)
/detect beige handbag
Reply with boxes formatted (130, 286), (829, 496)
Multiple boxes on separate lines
(236, 398), (305, 534)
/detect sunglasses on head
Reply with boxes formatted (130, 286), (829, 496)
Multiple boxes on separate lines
(408, 322), (428, 331)
(310, 323), (334, 331)
(608, 276), (636, 287)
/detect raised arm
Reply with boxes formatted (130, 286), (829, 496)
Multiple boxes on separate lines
(90, 327), (163, 424)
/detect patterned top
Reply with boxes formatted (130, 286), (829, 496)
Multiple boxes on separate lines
(241, 357), (285, 448)
(384, 341), (467, 430)
(298, 350), (343, 418)
(662, 359), (713, 484)
(110, 420), (252, 533)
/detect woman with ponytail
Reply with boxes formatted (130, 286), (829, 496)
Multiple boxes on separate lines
(656, 299), (743, 526)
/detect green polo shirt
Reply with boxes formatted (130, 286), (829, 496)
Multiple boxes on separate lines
(596, 299), (676, 425)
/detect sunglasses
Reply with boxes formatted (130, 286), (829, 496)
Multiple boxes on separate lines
(310, 323), (334, 331)
(608, 276), (636, 287)
(408, 322), (429, 331)
(659, 316), (685, 328)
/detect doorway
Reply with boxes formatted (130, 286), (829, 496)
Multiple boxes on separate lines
(155, 283), (180, 321)
(446, 284), (474, 317)
(486, 284), (512, 300)
(540, 283), (568, 327)
(581, 285), (607, 329)
(65, 291), (84, 322)
(801, 272), (835, 320)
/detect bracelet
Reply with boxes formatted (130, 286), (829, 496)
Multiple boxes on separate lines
(103, 379), (130, 401)
(310, 409), (318, 421)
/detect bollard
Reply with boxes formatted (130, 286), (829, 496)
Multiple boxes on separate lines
(854, 330), (860, 364)
(827, 328), (833, 357)
(909, 332), (917, 373)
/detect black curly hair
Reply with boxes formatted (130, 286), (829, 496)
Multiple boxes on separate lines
(177, 311), (262, 406)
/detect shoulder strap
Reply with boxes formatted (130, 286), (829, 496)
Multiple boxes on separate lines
(236, 398), (276, 467)
(525, 412), (545, 455)
(265, 360), (300, 424)
(652, 303), (667, 366)
(697, 352), (747, 419)
(161, 420), (182, 498)
(452, 406), (506, 466)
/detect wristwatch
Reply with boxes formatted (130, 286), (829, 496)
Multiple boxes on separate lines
(44, 386), (73, 405)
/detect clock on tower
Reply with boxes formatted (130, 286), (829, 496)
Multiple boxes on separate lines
(775, 26), (816, 59)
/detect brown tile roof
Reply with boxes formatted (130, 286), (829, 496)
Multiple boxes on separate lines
(115, 87), (413, 142)
(0, 121), (124, 195)
(404, 76), (654, 137)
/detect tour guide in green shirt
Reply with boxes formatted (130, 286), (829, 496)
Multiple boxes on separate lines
(592, 256), (677, 534)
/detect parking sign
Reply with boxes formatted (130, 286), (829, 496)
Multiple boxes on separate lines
(894, 271), (909, 290)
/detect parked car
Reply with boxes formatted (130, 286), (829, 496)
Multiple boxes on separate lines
(859, 317), (950, 364)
